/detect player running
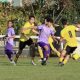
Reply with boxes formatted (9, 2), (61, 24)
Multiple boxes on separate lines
(14, 15), (38, 65)
(59, 19), (80, 66)
(38, 35), (61, 62)
(4, 20), (15, 64)
(37, 17), (58, 65)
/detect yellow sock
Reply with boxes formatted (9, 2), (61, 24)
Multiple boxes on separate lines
(54, 49), (60, 57)
(59, 57), (64, 62)
(63, 59), (68, 64)
(49, 42), (60, 57)
(56, 51), (60, 57)
(38, 46), (43, 58)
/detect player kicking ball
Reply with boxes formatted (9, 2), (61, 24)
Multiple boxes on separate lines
(37, 17), (58, 65)
(59, 19), (80, 66)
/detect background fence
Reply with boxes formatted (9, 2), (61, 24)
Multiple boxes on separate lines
(0, 35), (80, 57)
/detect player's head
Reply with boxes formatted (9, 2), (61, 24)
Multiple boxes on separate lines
(7, 20), (13, 28)
(76, 21), (80, 28)
(61, 18), (67, 26)
(45, 17), (53, 27)
(29, 15), (35, 24)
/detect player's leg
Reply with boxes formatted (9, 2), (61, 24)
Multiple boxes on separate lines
(59, 50), (66, 63)
(53, 48), (60, 57)
(38, 42), (50, 65)
(59, 46), (77, 66)
(43, 44), (50, 60)
(62, 54), (70, 65)
(63, 46), (77, 65)
(14, 41), (26, 63)
(51, 40), (61, 57)
(27, 38), (36, 65)
(5, 50), (13, 61)
(41, 44), (50, 65)
(5, 42), (14, 62)
(29, 43), (36, 65)
(38, 46), (44, 60)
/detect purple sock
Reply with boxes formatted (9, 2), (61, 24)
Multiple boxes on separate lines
(43, 49), (50, 59)
(5, 50), (13, 61)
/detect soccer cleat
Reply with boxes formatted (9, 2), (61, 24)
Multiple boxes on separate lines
(41, 60), (46, 65)
(10, 61), (16, 66)
(58, 62), (64, 67)
(31, 61), (37, 66)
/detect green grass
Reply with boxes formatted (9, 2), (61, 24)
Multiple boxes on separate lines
(0, 57), (80, 80)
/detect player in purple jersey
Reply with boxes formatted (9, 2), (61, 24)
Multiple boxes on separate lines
(37, 17), (58, 65)
(4, 20), (15, 64)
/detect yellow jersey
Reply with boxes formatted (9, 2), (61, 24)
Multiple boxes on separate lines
(61, 25), (77, 47)
(20, 21), (34, 42)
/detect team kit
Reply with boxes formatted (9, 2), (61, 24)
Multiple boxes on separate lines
(4, 15), (80, 66)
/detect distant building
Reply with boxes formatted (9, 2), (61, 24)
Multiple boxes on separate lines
(0, 0), (23, 7)
(12, 0), (22, 7)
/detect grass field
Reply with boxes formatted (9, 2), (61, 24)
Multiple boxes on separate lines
(0, 56), (80, 80)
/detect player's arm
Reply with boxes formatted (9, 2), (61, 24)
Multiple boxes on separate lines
(31, 25), (40, 34)
(9, 34), (15, 39)
(75, 24), (80, 31)
(8, 29), (15, 39)
(32, 28), (39, 34)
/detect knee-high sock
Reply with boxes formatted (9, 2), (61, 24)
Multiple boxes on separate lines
(38, 46), (43, 59)
(14, 50), (22, 63)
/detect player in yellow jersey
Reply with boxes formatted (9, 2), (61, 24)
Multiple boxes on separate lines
(59, 19), (80, 66)
(14, 15), (38, 65)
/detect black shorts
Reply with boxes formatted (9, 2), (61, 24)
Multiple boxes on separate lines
(19, 38), (33, 50)
(66, 46), (77, 55)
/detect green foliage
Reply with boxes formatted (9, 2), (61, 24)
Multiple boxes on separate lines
(0, 0), (80, 34)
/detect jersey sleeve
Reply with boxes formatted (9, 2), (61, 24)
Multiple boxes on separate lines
(11, 28), (15, 35)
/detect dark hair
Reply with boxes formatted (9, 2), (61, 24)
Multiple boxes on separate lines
(29, 15), (35, 20)
(8, 20), (13, 23)
(7, 20), (14, 27)
(61, 18), (67, 25)
(45, 17), (53, 23)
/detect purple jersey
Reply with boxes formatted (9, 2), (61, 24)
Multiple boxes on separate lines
(5, 27), (15, 50)
(38, 24), (54, 44)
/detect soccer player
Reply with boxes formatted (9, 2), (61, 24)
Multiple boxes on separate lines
(38, 35), (60, 62)
(37, 17), (58, 65)
(59, 19), (80, 66)
(5, 20), (15, 64)
(14, 15), (38, 65)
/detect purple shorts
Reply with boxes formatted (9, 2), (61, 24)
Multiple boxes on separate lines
(5, 42), (13, 51)
(38, 42), (50, 57)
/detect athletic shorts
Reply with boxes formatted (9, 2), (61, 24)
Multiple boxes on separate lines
(19, 38), (33, 50)
(5, 49), (13, 54)
(38, 42), (50, 55)
(66, 46), (77, 55)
